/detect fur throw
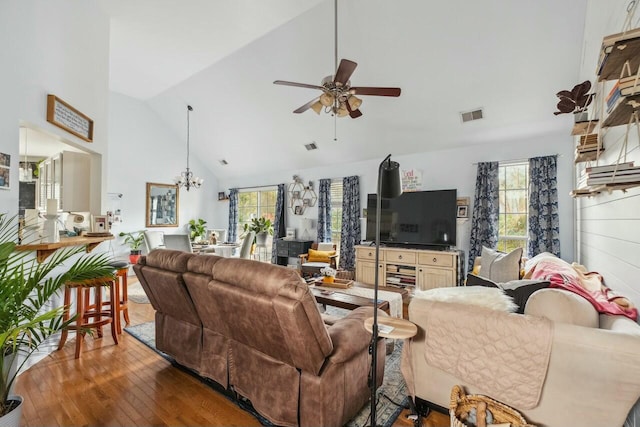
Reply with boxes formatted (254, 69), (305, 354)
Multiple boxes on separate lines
(414, 286), (518, 313)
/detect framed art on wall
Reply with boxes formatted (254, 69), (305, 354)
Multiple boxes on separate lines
(0, 152), (10, 190)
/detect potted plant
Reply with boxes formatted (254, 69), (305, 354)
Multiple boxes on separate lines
(188, 218), (207, 243)
(242, 217), (274, 246)
(553, 80), (594, 122)
(118, 231), (145, 264)
(0, 213), (115, 426)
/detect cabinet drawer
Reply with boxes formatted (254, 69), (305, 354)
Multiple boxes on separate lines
(386, 250), (416, 264)
(356, 247), (383, 261)
(418, 252), (454, 268)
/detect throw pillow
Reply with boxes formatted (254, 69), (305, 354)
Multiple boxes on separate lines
(307, 249), (336, 263)
(466, 273), (499, 288)
(480, 246), (523, 282)
(414, 286), (518, 313)
(499, 279), (551, 314)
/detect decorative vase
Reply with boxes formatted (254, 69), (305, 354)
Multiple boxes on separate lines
(0, 396), (23, 427)
(255, 232), (268, 246)
(129, 251), (141, 264)
(323, 276), (335, 284)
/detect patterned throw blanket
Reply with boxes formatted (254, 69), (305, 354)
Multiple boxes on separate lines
(526, 253), (638, 321)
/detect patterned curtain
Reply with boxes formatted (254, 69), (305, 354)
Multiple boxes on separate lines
(339, 175), (360, 271)
(528, 155), (560, 258)
(227, 188), (239, 242)
(317, 178), (332, 242)
(271, 184), (286, 263)
(468, 162), (499, 272)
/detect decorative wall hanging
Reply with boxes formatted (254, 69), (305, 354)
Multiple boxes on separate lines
(288, 175), (317, 215)
(46, 94), (94, 142)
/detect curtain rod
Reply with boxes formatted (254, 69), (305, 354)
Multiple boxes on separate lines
(471, 153), (562, 166)
(229, 184), (281, 191)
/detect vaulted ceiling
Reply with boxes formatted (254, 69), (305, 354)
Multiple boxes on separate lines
(100, 0), (588, 179)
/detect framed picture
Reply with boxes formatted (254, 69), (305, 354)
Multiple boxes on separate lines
(294, 205), (303, 215)
(0, 152), (10, 190)
(292, 190), (301, 199)
(457, 197), (470, 206)
(92, 215), (109, 233)
(457, 205), (469, 219)
(217, 191), (227, 200)
(303, 198), (311, 206)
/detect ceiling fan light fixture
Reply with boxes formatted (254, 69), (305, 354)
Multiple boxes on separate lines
(320, 92), (334, 107)
(311, 101), (323, 114)
(336, 103), (349, 117)
(348, 95), (362, 110)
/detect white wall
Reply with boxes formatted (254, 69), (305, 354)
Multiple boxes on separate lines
(215, 129), (575, 266)
(0, 1), (110, 216)
(107, 92), (220, 258)
(577, 0), (640, 310)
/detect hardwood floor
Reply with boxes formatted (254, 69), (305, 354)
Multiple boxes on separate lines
(16, 280), (448, 427)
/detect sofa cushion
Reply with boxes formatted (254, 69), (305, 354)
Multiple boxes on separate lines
(480, 246), (522, 282)
(307, 249), (336, 263)
(465, 273), (499, 288)
(414, 286), (518, 313)
(500, 279), (551, 314)
(525, 288), (599, 328)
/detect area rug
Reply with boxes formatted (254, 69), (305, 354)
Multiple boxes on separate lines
(125, 319), (409, 427)
(127, 281), (150, 304)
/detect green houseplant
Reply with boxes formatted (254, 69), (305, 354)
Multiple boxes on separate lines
(0, 213), (115, 423)
(118, 231), (145, 264)
(242, 217), (274, 246)
(188, 218), (207, 242)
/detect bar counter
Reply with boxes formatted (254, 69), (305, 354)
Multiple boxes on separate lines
(15, 235), (114, 263)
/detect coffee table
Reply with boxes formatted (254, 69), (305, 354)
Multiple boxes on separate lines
(311, 288), (390, 314)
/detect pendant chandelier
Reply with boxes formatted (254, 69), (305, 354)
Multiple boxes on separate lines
(174, 105), (203, 191)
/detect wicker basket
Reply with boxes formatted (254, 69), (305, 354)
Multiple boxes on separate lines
(450, 385), (536, 427)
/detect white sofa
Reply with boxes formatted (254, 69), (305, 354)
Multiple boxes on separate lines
(402, 287), (640, 427)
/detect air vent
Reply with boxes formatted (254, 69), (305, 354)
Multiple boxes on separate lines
(305, 142), (318, 151)
(460, 108), (484, 123)
(219, 159), (228, 165)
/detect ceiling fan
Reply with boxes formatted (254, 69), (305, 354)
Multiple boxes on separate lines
(273, 0), (401, 119)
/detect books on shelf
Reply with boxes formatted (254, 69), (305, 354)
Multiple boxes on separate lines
(579, 133), (598, 146)
(583, 162), (640, 186)
(585, 162), (634, 173)
(587, 173), (640, 186)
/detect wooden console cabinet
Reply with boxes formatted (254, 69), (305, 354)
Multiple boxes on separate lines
(355, 245), (459, 291)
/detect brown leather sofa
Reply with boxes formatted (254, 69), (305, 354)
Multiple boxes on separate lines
(133, 249), (386, 427)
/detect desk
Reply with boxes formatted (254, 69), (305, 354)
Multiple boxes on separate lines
(15, 235), (114, 263)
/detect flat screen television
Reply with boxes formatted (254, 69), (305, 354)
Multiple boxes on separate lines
(366, 189), (457, 248)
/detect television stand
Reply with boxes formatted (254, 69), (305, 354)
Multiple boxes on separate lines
(355, 245), (462, 291)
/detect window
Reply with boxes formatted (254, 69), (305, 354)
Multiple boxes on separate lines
(498, 162), (529, 256)
(329, 180), (343, 248)
(237, 188), (277, 258)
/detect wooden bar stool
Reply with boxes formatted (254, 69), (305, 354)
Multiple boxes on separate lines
(109, 261), (130, 334)
(58, 276), (119, 359)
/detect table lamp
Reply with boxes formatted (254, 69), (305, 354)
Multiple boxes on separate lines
(370, 154), (402, 426)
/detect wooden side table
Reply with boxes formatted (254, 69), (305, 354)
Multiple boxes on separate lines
(364, 317), (417, 339)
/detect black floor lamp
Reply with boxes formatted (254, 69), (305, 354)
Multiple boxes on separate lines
(370, 154), (402, 427)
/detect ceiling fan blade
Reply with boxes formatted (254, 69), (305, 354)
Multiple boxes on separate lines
(274, 80), (324, 91)
(293, 97), (320, 114)
(351, 87), (401, 97)
(344, 99), (363, 119)
(333, 59), (357, 85)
